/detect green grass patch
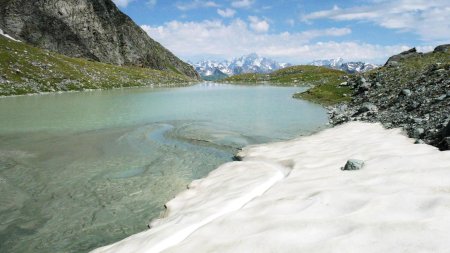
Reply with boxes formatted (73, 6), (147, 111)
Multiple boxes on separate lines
(0, 36), (198, 96)
(364, 51), (450, 84)
(293, 84), (352, 105)
(222, 65), (349, 105)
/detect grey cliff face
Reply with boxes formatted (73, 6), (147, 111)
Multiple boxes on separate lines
(0, 0), (200, 79)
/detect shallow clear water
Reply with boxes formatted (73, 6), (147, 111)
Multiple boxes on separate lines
(0, 83), (328, 252)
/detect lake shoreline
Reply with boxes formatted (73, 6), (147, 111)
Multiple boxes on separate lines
(0, 81), (200, 99)
(0, 83), (328, 253)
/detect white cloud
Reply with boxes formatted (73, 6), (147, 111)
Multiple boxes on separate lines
(300, 27), (352, 38)
(286, 19), (295, 27)
(248, 16), (269, 33)
(112, 0), (134, 7)
(302, 0), (450, 42)
(147, 0), (157, 8)
(175, 0), (219, 11)
(217, 8), (236, 18)
(139, 19), (418, 64)
(231, 0), (255, 8)
(258, 42), (413, 64)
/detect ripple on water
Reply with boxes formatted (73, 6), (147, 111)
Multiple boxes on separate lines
(0, 84), (328, 253)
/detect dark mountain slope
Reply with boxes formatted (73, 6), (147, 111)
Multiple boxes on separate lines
(0, 0), (199, 79)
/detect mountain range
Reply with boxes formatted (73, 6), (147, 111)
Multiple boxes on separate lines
(191, 54), (291, 81)
(309, 58), (379, 73)
(193, 54), (379, 81)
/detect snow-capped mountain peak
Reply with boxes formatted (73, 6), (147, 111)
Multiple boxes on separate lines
(192, 53), (291, 80)
(309, 58), (379, 73)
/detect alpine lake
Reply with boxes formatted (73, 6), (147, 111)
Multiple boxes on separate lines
(0, 83), (328, 252)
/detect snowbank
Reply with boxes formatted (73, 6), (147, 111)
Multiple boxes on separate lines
(0, 28), (21, 42)
(92, 122), (450, 253)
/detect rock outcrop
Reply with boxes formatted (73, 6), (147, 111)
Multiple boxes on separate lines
(0, 0), (199, 79)
(329, 45), (450, 150)
(434, 44), (450, 53)
(384, 47), (422, 67)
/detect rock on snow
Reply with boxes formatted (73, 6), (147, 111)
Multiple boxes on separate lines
(92, 122), (450, 253)
(341, 159), (365, 171)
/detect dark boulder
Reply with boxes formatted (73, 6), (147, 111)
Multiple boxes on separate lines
(413, 127), (425, 138)
(385, 47), (420, 66)
(341, 159), (364, 171)
(443, 121), (450, 138)
(400, 89), (412, 97)
(356, 102), (378, 114)
(358, 81), (371, 93)
(434, 44), (450, 53)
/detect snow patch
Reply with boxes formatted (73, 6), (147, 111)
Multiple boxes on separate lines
(0, 28), (21, 42)
(92, 161), (289, 253)
(92, 122), (450, 253)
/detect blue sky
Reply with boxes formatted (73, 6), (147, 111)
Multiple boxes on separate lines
(113, 0), (450, 64)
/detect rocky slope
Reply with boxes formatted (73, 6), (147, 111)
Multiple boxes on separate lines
(0, 35), (195, 96)
(0, 0), (199, 79)
(329, 45), (450, 150)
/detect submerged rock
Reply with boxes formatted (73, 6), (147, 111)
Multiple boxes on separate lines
(341, 159), (365, 171)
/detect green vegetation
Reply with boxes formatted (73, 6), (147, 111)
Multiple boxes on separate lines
(0, 36), (198, 96)
(201, 71), (228, 81)
(222, 73), (269, 83)
(223, 65), (350, 105)
(293, 83), (352, 105)
(294, 48), (449, 105)
(364, 50), (450, 84)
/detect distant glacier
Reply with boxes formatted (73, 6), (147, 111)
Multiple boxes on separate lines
(190, 53), (291, 81)
(191, 54), (378, 81)
(309, 57), (379, 74)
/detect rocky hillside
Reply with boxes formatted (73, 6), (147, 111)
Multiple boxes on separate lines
(0, 35), (196, 96)
(0, 0), (199, 79)
(329, 45), (450, 150)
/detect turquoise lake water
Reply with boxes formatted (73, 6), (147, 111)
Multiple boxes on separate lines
(0, 83), (328, 252)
